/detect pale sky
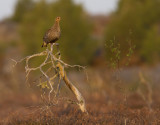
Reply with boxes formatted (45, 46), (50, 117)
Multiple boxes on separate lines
(74, 0), (119, 15)
(0, 0), (119, 21)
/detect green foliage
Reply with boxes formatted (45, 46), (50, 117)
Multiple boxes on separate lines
(13, 0), (96, 65)
(125, 44), (136, 66)
(141, 25), (160, 63)
(12, 0), (35, 22)
(50, 0), (96, 65)
(105, 39), (121, 69)
(37, 78), (49, 89)
(105, 0), (160, 63)
(20, 0), (50, 55)
(106, 38), (135, 68)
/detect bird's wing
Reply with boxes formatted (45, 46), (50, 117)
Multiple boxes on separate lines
(43, 28), (52, 41)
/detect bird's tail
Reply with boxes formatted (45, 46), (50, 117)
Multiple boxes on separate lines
(42, 42), (47, 47)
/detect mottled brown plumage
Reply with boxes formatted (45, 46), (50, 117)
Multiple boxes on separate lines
(42, 17), (61, 47)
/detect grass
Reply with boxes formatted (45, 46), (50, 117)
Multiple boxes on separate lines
(1, 66), (160, 124)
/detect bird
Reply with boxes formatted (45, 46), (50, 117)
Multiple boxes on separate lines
(42, 17), (61, 47)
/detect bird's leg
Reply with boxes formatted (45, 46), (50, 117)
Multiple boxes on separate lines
(55, 43), (61, 59)
(55, 43), (59, 52)
(50, 43), (55, 52)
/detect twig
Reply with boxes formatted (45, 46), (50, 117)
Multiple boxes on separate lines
(138, 71), (152, 109)
(11, 43), (87, 113)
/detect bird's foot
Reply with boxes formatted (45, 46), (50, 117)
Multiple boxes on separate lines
(55, 43), (59, 50)
(55, 43), (59, 46)
(55, 43), (61, 58)
(55, 51), (61, 59)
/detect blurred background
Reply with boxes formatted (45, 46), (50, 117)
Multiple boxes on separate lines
(1, 0), (160, 65)
(1, 0), (160, 124)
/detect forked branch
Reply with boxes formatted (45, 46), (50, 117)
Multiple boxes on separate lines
(56, 62), (87, 113)
(11, 44), (88, 113)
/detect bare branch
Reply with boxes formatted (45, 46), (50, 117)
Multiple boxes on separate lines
(56, 62), (88, 113)
(11, 44), (88, 113)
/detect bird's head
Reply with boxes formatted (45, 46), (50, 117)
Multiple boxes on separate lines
(56, 17), (61, 22)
